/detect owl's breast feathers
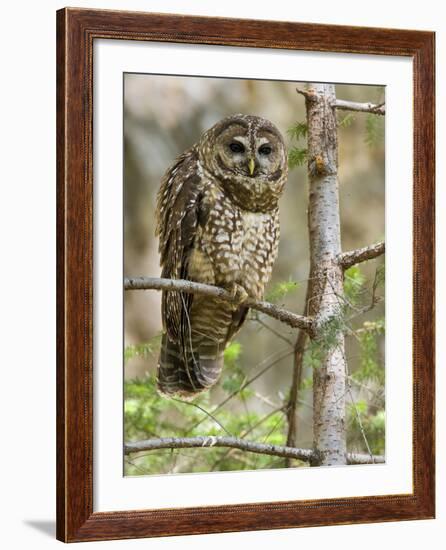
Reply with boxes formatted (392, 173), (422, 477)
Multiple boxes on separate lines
(194, 181), (279, 300)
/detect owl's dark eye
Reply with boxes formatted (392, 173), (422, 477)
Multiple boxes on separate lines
(229, 141), (245, 154)
(258, 145), (272, 156)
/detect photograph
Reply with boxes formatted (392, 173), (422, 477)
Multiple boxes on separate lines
(52, 7), (435, 542)
(123, 73), (386, 476)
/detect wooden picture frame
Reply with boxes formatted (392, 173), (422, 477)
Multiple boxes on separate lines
(56, 7), (435, 542)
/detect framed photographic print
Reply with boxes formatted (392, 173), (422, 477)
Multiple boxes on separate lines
(56, 7), (435, 542)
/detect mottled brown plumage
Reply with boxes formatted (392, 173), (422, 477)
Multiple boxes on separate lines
(155, 114), (288, 397)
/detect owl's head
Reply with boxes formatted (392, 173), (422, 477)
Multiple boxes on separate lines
(198, 114), (288, 212)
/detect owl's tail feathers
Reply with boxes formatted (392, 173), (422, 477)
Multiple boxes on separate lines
(157, 333), (224, 398)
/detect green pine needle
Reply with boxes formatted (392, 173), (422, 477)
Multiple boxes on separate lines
(288, 147), (308, 169)
(287, 122), (308, 141)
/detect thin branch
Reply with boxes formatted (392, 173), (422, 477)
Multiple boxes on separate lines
(261, 412), (285, 444)
(285, 278), (312, 464)
(252, 315), (294, 346)
(335, 337), (376, 464)
(338, 241), (385, 270)
(346, 267), (384, 323)
(170, 397), (232, 436)
(184, 347), (293, 435)
(347, 386), (375, 462)
(254, 391), (281, 409)
(347, 452), (385, 465)
(346, 298), (384, 323)
(125, 277), (313, 332)
(286, 329), (308, 463)
(124, 456), (150, 476)
(124, 436), (384, 465)
(334, 99), (385, 116)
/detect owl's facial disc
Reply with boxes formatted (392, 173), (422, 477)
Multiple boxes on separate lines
(201, 115), (288, 211)
(217, 132), (272, 178)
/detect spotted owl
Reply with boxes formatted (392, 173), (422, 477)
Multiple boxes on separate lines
(155, 114), (288, 397)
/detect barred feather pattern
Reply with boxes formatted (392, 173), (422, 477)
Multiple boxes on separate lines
(155, 115), (287, 397)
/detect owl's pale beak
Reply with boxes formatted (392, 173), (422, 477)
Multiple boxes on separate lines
(248, 158), (255, 176)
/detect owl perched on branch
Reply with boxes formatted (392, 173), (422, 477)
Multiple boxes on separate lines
(155, 114), (288, 397)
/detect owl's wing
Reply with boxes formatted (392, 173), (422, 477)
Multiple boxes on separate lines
(155, 147), (206, 342)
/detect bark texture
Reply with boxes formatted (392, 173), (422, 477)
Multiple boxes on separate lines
(339, 241), (385, 270)
(305, 83), (347, 466)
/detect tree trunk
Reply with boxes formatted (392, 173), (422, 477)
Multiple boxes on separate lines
(304, 83), (347, 466)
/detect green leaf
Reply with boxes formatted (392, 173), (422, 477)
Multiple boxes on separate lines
(349, 399), (368, 415)
(224, 341), (242, 367)
(370, 410), (385, 432)
(300, 375), (313, 389)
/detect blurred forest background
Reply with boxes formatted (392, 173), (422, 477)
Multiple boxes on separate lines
(124, 74), (385, 476)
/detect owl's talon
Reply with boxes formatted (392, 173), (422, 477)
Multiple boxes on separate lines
(229, 283), (249, 305)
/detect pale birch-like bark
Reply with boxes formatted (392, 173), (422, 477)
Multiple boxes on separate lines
(334, 99), (385, 116)
(304, 83), (347, 466)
